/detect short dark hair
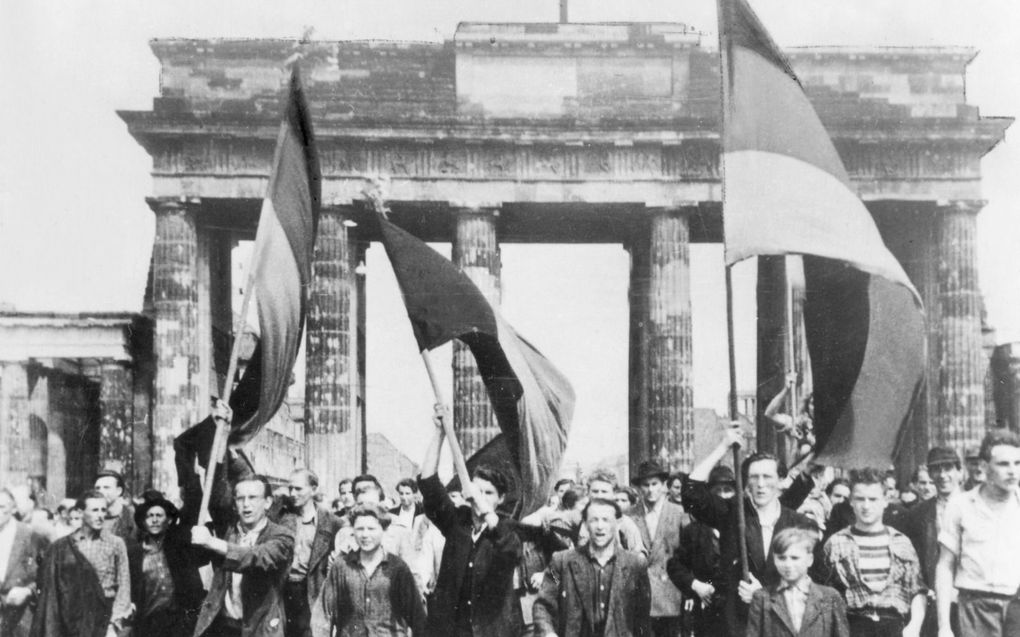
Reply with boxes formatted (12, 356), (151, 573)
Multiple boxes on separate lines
(352, 474), (383, 497)
(667, 472), (687, 488)
(348, 503), (391, 530)
(979, 428), (1020, 462)
(560, 489), (580, 510)
(741, 452), (780, 484)
(586, 469), (618, 490)
(338, 478), (353, 493)
(848, 468), (886, 490)
(473, 466), (509, 496)
(396, 478), (418, 494)
(553, 478), (575, 492)
(771, 527), (818, 555)
(234, 475), (273, 498)
(614, 485), (638, 506)
(582, 497), (622, 520)
(95, 470), (125, 491)
(290, 469), (319, 489)
(76, 489), (107, 511)
(825, 477), (850, 497)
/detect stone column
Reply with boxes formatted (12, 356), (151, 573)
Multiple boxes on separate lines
(628, 207), (694, 473)
(304, 206), (361, 491)
(149, 199), (201, 497)
(452, 208), (502, 457)
(0, 363), (32, 486)
(934, 202), (986, 451)
(98, 362), (134, 488)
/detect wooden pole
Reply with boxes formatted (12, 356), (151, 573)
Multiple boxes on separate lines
(782, 258), (798, 466)
(420, 349), (474, 498)
(725, 265), (750, 581)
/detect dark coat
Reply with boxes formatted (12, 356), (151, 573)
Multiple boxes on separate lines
(532, 545), (651, 637)
(418, 474), (522, 637)
(193, 520), (295, 637)
(746, 582), (849, 637)
(272, 505), (344, 607)
(29, 534), (110, 637)
(629, 499), (687, 617)
(1, 523), (48, 637)
(888, 497), (938, 588)
(681, 479), (813, 637)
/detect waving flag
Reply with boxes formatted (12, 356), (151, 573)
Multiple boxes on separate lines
(377, 216), (575, 516)
(718, 0), (925, 466)
(175, 65), (320, 498)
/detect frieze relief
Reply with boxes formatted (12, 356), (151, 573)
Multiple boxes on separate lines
(152, 137), (980, 181)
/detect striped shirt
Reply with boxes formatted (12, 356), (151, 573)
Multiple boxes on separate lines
(851, 528), (892, 593)
(821, 525), (924, 616)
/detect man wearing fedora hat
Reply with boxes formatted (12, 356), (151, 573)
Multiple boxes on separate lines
(630, 459), (689, 637)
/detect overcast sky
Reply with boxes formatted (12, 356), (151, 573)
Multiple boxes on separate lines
(1, 0), (1018, 472)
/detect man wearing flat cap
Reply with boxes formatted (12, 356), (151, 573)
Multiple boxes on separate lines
(892, 447), (964, 636)
(629, 459), (689, 637)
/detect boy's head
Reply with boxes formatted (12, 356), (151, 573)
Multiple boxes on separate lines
(471, 466), (509, 512)
(771, 527), (817, 584)
(849, 468), (888, 529)
(348, 503), (390, 553)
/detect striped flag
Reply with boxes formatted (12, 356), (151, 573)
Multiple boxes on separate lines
(377, 216), (575, 516)
(718, 0), (925, 466)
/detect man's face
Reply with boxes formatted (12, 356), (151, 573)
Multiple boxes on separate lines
(353, 481), (381, 503)
(710, 483), (737, 500)
(234, 480), (271, 528)
(638, 477), (665, 505)
(668, 479), (684, 504)
(584, 503), (620, 551)
(288, 474), (316, 510)
(613, 491), (631, 513)
(0, 493), (15, 528)
(144, 505), (170, 537)
(850, 482), (887, 528)
(355, 489), (382, 506)
(555, 482), (573, 499)
(81, 497), (107, 532)
(914, 469), (937, 500)
(829, 484), (851, 506)
(352, 515), (385, 553)
(746, 459), (781, 508)
(588, 480), (614, 499)
(983, 445), (1020, 493)
(774, 543), (813, 584)
(94, 476), (122, 506)
(397, 485), (416, 509)
(928, 463), (962, 497)
(472, 477), (504, 512)
(339, 482), (355, 508)
(69, 509), (83, 529)
(966, 459), (985, 484)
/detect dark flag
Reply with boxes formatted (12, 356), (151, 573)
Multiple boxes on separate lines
(377, 216), (576, 516)
(718, 0), (925, 466)
(174, 65), (320, 509)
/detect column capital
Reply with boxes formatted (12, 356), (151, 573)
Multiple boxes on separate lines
(449, 203), (502, 216)
(934, 199), (987, 215)
(643, 204), (699, 217)
(146, 196), (201, 215)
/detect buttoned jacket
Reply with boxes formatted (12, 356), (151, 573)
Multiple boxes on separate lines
(747, 582), (849, 637)
(1, 523), (48, 637)
(629, 498), (688, 617)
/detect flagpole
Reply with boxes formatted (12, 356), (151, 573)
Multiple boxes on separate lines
(420, 349), (474, 498)
(783, 259), (798, 466)
(718, 0), (750, 582)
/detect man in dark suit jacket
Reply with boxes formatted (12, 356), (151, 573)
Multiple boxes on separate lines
(534, 497), (651, 637)
(418, 409), (522, 637)
(191, 476), (295, 637)
(0, 488), (48, 637)
(889, 447), (963, 637)
(682, 428), (814, 637)
(272, 469), (343, 637)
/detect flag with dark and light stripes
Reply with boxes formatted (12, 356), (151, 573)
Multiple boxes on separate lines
(226, 65), (321, 445)
(718, 0), (925, 466)
(377, 216), (575, 516)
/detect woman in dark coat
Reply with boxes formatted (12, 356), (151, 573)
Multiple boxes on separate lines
(132, 494), (206, 636)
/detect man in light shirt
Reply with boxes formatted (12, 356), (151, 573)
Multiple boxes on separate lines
(935, 429), (1020, 637)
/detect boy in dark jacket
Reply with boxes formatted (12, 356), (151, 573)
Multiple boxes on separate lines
(747, 528), (849, 637)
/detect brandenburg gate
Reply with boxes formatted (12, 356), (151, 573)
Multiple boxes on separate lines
(120, 22), (1009, 495)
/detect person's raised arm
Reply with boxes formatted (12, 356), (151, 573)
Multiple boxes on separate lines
(420, 404), (448, 479)
(763, 375), (794, 419)
(689, 426), (743, 482)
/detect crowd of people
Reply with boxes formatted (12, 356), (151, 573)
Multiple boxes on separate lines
(0, 404), (1017, 637)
